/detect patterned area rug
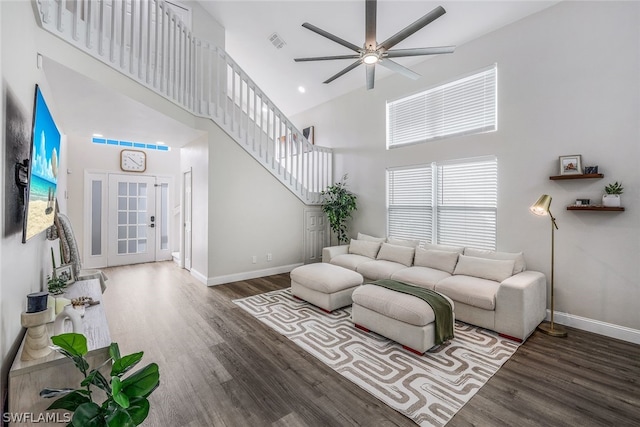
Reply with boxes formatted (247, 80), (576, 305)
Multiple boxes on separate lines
(233, 288), (520, 427)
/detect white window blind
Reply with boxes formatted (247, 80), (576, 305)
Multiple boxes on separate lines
(436, 158), (497, 250)
(387, 166), (433, 243)
(387, 157), (497, 250)
(387, 65), (497, 148)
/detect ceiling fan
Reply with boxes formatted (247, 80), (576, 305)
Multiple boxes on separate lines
(294, 0), (455, 90)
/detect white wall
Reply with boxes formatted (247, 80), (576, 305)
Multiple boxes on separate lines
(196, 118), (307, 285)
(180, 134), (209, 280)
(293, 1), (640, 335)
(183, 0), (225, 48)
(0, 0), (67, 402)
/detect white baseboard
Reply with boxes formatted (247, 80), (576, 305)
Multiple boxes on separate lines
(548, 310), (640, 345)
(190, 268), (208, 285)
(207, 263), (303, 286)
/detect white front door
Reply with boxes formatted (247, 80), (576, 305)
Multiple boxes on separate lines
(107, 174), (157, 266)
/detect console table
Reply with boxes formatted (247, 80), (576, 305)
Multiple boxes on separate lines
(8, 278), (111, 426)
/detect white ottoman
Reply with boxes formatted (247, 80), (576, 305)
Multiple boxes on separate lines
(290, 263), (363, 312)
(352, 284), (455, 354)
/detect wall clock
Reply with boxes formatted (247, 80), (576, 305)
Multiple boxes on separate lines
(120, 149), (147, 172)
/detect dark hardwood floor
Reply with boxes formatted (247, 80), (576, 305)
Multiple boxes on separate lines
(101, 262), (640, 426)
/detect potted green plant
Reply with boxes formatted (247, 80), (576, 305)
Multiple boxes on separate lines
(320, 174), (358, 245)
(41, 333), (160, 426)
(48, 274), (68, 296)
(603, 181), (623, 207)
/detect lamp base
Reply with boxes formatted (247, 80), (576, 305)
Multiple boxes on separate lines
(537, 322), (568, 337)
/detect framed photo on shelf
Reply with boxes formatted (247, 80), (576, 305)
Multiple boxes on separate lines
(559, 155), (582, 175)
(55, 264), (75, 285)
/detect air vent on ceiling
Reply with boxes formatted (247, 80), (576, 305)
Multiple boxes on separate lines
(268, 32), (286, 49)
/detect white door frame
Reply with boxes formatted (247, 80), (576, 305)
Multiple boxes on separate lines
(181, 169), (193, 270)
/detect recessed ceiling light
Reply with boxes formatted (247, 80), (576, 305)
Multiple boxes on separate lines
(156, 141), (166, 145)
(298, 86), (306, 93)
(93, 133), (103, 137)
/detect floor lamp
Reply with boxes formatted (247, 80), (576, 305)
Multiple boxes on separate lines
(530, 194), (568, 337)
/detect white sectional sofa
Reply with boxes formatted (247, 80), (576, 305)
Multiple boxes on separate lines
(322, 233), (547, 341)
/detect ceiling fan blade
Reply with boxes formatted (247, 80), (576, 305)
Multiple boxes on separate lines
(365, 0), (377, 49)
(294, 54), (361, 62)
(302, 22), (362, 53)
(366, 64), (375, 90)
(323, 60), (363, 84)
(379, 59), (421, 80)
(378, 6), (446, 51)
(385, 46), (455, 58)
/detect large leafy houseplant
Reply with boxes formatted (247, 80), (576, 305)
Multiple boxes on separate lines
(42, 333), (160, 427)
(320, 175), (357, 245)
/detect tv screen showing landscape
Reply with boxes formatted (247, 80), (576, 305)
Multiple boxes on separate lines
(23, 85), (61, 243)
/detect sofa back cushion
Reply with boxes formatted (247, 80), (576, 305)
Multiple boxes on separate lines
(453, 254), (515, 282)
(463, 248), (526, 275)
(387, 237), (420, 248)
(349, 239), (382, 259)
(357, 232), (386, 243)
(376, 243), (415, 266)
(423, 242), (465, 254)
(414, 248), (460, 274)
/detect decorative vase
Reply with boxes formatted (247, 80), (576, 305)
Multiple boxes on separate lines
(54, 304), (84, 335)
(602, 194), (621, 207)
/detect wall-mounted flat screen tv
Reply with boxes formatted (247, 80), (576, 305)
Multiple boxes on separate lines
(23, 84), (61, 243)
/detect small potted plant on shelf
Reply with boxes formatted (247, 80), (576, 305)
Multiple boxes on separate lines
(603, 181), (623, 207)
(47, 275), (67, 296)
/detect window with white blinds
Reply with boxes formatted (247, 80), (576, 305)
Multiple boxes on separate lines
(386, 65), (497, 148)
(387, 157), (497, 250)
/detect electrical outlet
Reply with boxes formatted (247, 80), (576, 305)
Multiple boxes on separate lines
(267, 253), (272, 262)
(252, 256), (257, 264)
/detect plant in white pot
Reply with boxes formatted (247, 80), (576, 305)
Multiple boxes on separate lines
(603, 181), (623, 207)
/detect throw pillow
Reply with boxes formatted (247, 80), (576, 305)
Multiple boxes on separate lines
(357, 232), (386, 243)
(387, 237), (420, 248)
(376, 243), (415, 266)
(349, 239), (382, 259)
(453, 255), (515, 282)
(414, 248), (459, 274)
(423, 242), (465, 254)
(463, 248), (526, 275)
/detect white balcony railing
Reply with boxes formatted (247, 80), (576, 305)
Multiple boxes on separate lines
(34, 0), (332, 204)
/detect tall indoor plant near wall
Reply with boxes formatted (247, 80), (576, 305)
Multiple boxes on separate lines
(321, 175), (357, 245)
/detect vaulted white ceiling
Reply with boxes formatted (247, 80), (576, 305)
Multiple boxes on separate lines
(43, 1), (560, 147)
(199, 0), (560, 116)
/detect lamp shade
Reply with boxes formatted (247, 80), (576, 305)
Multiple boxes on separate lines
(530, 194), (552, 216)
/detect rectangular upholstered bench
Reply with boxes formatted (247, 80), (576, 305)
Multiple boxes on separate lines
(351, 284), (455, 354)
(290, 263), (363, 312)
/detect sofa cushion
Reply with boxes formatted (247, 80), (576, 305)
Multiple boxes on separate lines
(390, 266), (451, 291)
(424, 243), (465, 254)
(376, 243), (415, 267)
(414, 248), (459, 274)
(387, 237), (420, 248)
(435, 275), (501, 310)
(453, 255), (515, 282)
(464, 248), (526, 275)
(348, 239), (382, 259)
(357, 260), (407, 281)
(330, 254), (372, 271)
(357, 232), (386, 243)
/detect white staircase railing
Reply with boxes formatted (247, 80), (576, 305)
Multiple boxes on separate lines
(34, 0), (332, 204)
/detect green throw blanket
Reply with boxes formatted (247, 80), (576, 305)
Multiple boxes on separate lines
(370, 279), (454, 346)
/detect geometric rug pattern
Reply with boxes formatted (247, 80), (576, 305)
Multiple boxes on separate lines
(233, 288), (520, 426)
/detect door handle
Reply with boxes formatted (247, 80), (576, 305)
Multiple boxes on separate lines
(150, 223), (155, 228)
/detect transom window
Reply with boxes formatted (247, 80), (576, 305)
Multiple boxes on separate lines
(386, 64), (497, 148)
(387, 157), (497, 250)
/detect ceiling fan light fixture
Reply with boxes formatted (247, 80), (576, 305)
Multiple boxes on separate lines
(362, 52), (379, 64)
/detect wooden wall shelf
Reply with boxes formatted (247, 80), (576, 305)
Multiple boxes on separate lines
(550, 173), (604, 180)
(566, 206), (624, 211)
